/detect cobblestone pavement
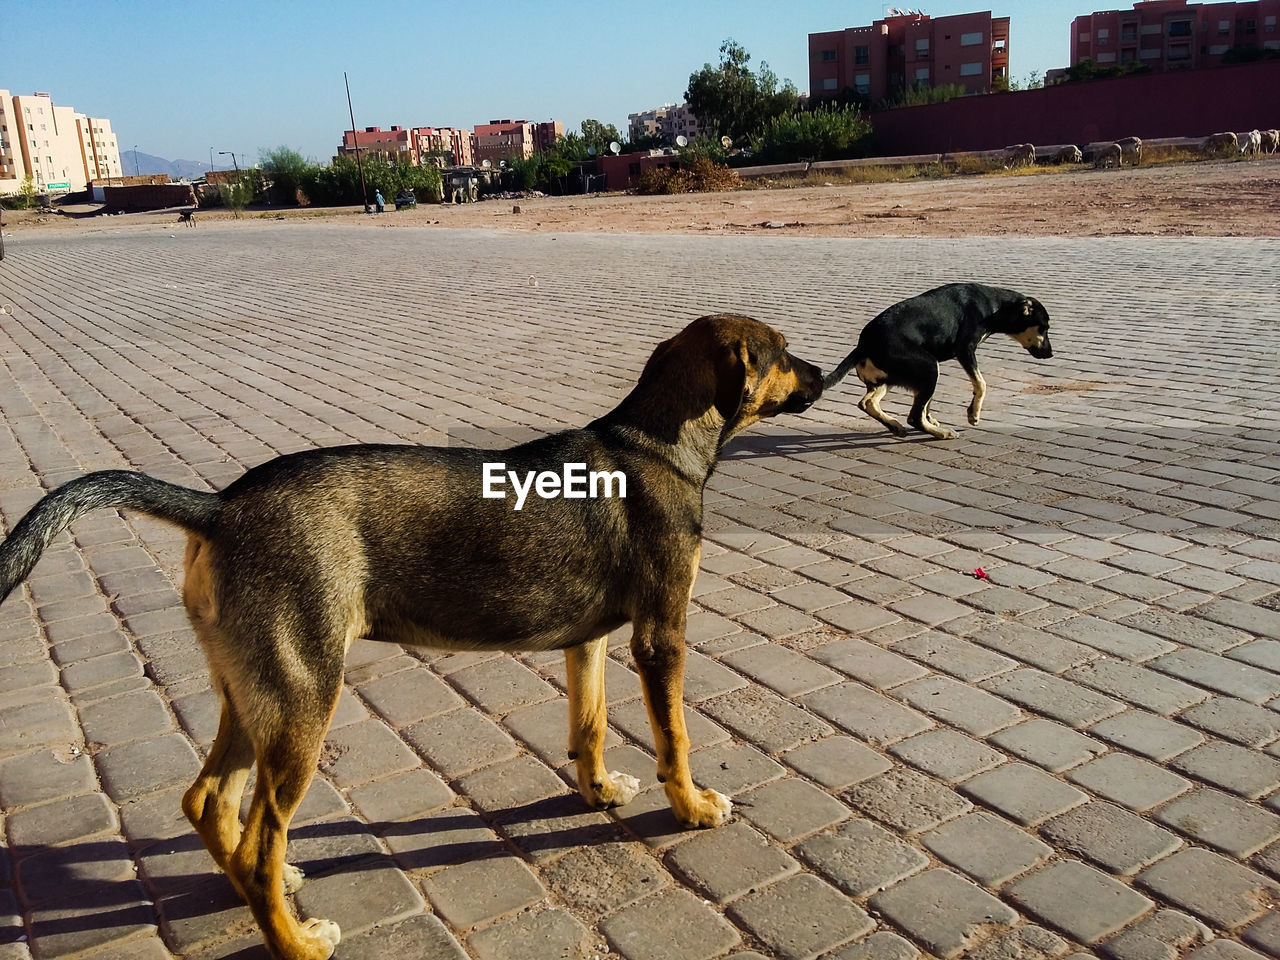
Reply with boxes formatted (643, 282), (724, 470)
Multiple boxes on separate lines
(1, 224), (1279, 960)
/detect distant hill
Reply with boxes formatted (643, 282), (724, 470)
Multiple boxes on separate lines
(124, 149), (228, 181)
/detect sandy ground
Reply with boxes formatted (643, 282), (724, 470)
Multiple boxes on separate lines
(4, 156), (1278, 240)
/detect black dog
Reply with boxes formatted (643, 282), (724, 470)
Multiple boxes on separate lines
(824, 282), (1053, 439)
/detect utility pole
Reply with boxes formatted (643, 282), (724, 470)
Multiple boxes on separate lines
(345, 72), (371, 214)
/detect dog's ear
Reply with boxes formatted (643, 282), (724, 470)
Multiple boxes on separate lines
(714, 341), (751, 421)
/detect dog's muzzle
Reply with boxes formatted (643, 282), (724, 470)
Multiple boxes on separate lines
(1028, 344), (1053, 360)
(781, 392), (817, 414)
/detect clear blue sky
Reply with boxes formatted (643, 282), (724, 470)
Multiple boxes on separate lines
(6, 0), (1086, 165)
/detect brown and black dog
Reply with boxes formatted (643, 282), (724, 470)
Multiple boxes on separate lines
(0, 314), (823, 960)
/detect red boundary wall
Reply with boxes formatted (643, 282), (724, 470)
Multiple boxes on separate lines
(865, 60), (1280, 155)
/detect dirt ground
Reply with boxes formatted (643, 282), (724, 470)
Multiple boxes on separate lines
(5, 156), (1278, 240)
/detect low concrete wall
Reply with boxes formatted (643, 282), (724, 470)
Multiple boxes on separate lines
(102, 183), (197, 213)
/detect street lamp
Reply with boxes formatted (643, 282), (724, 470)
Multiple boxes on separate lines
(209, 147), (214, 175)
(133, 144), (139, 177)
(218, 151), (239, 174)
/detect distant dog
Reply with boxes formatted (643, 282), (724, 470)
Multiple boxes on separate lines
(178, 208), (197, 227)
(825, 282), (1053, 439)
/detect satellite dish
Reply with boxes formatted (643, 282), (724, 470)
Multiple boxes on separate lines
(721, 135), (733, 149)
(675, 135), (688, 148)
(481, 159), (492, 168)
(588, 145), (597, 156)
(609, 141), (621, 155)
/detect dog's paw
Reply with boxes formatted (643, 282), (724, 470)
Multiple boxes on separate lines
(967, 406), (981, 425)
(282, 862), (305, 894)
(674, 787), (733, 828)
(930, 428), (958, 440)
(298, 916), (341, 958)
(888, 422), (909, 437)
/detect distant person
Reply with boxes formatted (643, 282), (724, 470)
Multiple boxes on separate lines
(374, 190), (385, 214)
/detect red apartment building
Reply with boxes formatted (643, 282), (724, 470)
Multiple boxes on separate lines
(810, 10), (1010, 104)
(1070, 0), (1280, 72)
(472, 120), (563, 166)
(339, 125), (475, 167)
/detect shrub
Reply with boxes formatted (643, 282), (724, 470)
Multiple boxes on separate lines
(635, 157), (741, 195)
(749, 103), (871, 164)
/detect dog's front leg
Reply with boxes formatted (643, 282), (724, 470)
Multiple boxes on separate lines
(631, 620), (732, 828)
(565, 636), (640, 809)
(959, 349), (986, 425)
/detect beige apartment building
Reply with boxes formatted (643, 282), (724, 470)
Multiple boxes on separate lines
(0, 89), (123, 195)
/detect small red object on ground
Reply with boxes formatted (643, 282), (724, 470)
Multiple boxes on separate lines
(973, 567), (988, 580)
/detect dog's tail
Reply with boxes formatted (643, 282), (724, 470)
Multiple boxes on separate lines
(823, 346), (866, 390)
(0, 471), (219, 606)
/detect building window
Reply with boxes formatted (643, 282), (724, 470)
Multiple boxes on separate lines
(1120, 47), (1136, 63)
(1265, 15), (1276, 31)
(915, 67), (930, 83)
(960, 31), (983, 45)
(1167, 42), (1191, 59)
(821, 49), (836, 61)
(1097, 28), (1110, 43)
(959, 61), (982, 75)
(915, 38), (929, 54)
(1168, 20), (1192, 37)
(1219, 19), (1230, 33)
(1078, 32), (1091, 43)
(822, 77), (838, 90)
(855, 74), (871, 94)
(1121, 22), (1137, 41)
(1245, 18), (1256, 34)
(855, 45), (869, 64)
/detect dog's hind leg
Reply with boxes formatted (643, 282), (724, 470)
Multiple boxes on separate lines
(631, 620), (731, 829)
(859, 384), (908, 436)
(227, 661), (344, 960)
(182, 675), (256, 881)
(566, 636), (640, 809)
(906, 362), (957, 440)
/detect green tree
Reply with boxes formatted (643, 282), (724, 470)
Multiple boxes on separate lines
(685, 39), (799, 144)
(18, 175), (37, 210)
(260, 146), (317, 205)
(749, 103), (871, 164)
(580, 119), (622, 156)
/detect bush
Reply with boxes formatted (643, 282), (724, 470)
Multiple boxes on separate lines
(749, 103), (871, 164)
(260, 146), (318, 206)
(635, 157), (741, 195)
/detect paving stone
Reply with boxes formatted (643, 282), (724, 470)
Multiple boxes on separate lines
(468, 907), (587, 960)
(1170, 741), (1280, 800)
(95, 733), (201, 801)
(1137, 848), (1280, 930)
(990, 718), (1108, 773)
(1156, 788), (1280, 858)
(446, 656), (557, 714)
(966, 621), (1100, 673)
(454, 753), (568, 815)
(871, 868), (1018, 958)
(0, 695), (79, 755)
(1066, 659), (1211, 714)
(729, 873), (874, 960)
(736, 776), (849, 842)
(1008, 860), (1155, 944)
(782, 736), (892, 790)
(6, 791), (117, 848)
(665, 821), (798, 902)
(402, 708), (518, 778)
(690, 741), (787, 796)
(800, 681), (932, 745)
(607, 697), (728, 755)
(720, 643), (842, 696)
(1150, 649), (1280, 705)
(982, 669), (1124, 729)
(1067, 752), (1192, 811)
(421, 855), (545, 930)
(541, 841), (667, 915)
(293, 856), (425, 940)
(339, 913), (468, 960)
(921, 810), (1053, 886)
(1101, 909), (1213, 960)
(602, 887), (740, 960)
(845, 766), (972, 834)
(381, 805), (505, 873)
(831, 931), (921, 960)
(16, 836), (139, 906)
(964, 925), (1071, 960)
(1181, 697), (1280, 748)
(796, 818), (929, 897)
(809, 638), (929, 688)
(1242, 908), (1280, 957)
(961, 762), (1088, 826)
(347, 766), (454, 823)
(892, 632), (1018, 681)
(1044, 615), (1176, 660)
(28, 879), (157, 958)
(1088, 709), (1205, 762)
(355, 665), (465, 727)
(700, 685), (833, 753)
(889, 728), (1005, 783)
(1040, 801), (1182, 875)
(896, 675), (1023, 737)
(1186, 942), (1268, 960)
(319, 717), (419, 787)
(156, 879), (252, 953)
